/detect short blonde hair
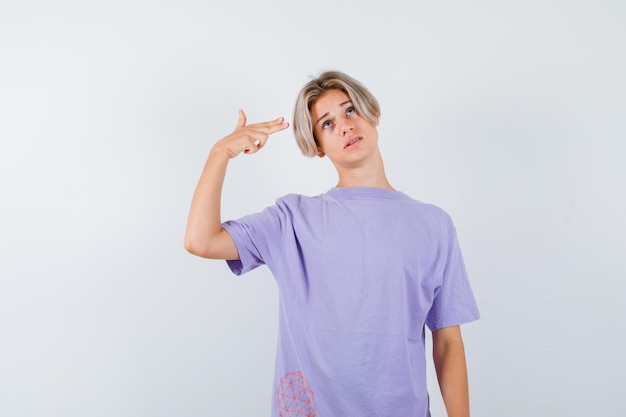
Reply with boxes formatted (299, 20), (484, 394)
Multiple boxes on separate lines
(293, 71), (381, 157)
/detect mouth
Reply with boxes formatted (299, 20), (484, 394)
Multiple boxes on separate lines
(344, 136), (362, 149)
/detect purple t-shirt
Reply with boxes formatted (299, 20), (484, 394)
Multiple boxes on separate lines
(222, 187), (479, 417)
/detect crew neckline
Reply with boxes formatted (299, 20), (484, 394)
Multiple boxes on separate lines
(326, 186), (408, 200)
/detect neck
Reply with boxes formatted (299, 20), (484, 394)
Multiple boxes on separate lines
(333, 152), (395, 190)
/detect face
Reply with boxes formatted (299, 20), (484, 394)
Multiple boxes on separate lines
(310, 89), (379, 166)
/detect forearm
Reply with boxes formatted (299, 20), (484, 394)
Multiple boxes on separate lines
(184, 147), (231, 256)
(433, 328), (470, 417)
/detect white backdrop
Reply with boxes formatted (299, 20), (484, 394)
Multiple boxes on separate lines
(1, 1), (625, 416)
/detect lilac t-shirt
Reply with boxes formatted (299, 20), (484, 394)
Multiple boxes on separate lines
(222, 187), (479, 417)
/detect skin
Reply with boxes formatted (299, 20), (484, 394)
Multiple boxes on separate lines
(433, 325), (471, 417)
(310, 89), (394, 190)
(184, 90), (471, 417)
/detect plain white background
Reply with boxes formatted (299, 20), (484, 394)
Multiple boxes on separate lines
(1, 0), (625, 416)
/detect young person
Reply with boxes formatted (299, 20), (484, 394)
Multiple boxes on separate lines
(185, 71), (480, 417)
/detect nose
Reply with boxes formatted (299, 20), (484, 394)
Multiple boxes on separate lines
(340, 118), (354, 135)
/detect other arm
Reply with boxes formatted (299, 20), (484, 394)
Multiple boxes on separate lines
(432, 325), (471, 417)
(184, 110), (289, 259)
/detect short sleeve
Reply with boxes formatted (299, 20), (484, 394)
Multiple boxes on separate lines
(425, 214), (480, 331)
(221, 202), (288, 276)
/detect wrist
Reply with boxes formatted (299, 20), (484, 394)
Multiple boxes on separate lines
(210, 143), (236, 160)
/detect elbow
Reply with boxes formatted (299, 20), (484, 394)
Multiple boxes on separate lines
(183, 232), (220, 259)
(184, 233), (205, 257)
(183, 228), (236, 260)
(183, 237), (196, 256)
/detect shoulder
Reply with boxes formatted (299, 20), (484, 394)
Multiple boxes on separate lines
(397, 193), (453, 222)
(256, 193), (323, 223)
(393, 193), (459, 240)
(275, 193), (312, 204)
(274, 192), (328, 209)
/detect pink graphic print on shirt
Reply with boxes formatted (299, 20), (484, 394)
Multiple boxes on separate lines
(276, 371), (316, 417)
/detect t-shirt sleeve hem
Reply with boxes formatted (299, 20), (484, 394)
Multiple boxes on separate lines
(426, 312), (481, 332)
(222, 221), (255, 276)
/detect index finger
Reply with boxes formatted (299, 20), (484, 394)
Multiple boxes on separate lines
(248, 117), (290, 135)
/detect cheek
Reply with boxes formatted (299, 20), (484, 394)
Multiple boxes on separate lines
(313, 131), (324, 148)
(314, 129), (328, 143)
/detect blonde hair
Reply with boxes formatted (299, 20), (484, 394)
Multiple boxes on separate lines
(293, 71), (381, 157)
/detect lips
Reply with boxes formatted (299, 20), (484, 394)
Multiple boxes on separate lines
(344, 136), (362, 148)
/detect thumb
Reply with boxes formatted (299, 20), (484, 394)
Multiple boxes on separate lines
(236, 109), (247, 129)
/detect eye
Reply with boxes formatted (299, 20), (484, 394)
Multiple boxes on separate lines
(322, 120), (333, 129)
(346, 107), (356, 116)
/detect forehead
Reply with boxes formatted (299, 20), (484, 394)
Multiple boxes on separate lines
(311, 89), (351, 120)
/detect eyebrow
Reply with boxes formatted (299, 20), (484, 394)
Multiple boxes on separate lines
(314, 100), (353, 126)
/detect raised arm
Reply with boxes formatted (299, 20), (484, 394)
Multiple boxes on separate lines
(184, 110), (289, 259)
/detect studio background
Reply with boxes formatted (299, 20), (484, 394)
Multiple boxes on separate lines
(1, 0), (624, 416)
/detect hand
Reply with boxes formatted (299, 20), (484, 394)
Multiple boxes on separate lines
(213, 110), (289, 158)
